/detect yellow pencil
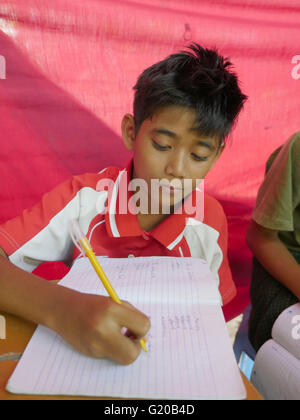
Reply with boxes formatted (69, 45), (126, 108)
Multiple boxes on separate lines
(69, 220), (148, 353)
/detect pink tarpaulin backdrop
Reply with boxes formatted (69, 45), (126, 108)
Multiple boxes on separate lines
(0, 0), (299, 320)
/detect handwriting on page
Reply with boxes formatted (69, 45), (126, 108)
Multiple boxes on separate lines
(68, 257), (219, 307)
(162, 315), (201, 331)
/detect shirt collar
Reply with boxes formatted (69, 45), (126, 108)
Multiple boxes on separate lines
(105, 159), (203, 251)
(105, 159), (142, 238)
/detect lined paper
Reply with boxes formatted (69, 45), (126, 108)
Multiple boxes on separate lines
(7, 257), (246, 399)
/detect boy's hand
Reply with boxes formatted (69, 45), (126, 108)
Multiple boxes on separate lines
(52, 287), (150, 365)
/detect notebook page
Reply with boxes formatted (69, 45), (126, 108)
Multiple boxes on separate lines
(271, 303), (300, 360)
(59, 257), (222, 306)
(6, 257), (245, 399)
(251, 340), (300, 400)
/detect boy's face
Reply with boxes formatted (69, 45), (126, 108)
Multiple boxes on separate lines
(122, 105), (224, 213)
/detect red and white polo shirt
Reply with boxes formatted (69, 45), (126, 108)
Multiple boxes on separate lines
(0, 160), (236, 306)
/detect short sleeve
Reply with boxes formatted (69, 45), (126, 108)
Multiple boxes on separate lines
(253, 133), (300, 231)
(0, 173), (103, 272)
(291, 135), (300, 210)
(215, 203), (236, 306)
(201, 194), (236, 306)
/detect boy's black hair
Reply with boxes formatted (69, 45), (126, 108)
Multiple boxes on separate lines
(133, 43), (247, 144)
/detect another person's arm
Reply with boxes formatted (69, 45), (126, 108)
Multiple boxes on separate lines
(246, 220), (300, 300)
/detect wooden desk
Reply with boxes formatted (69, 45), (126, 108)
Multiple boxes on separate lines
(0, 312), (263, 400)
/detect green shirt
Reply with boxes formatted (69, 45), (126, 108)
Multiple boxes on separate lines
(253, 132), (300, 254)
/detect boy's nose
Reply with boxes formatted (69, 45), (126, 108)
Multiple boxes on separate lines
(165, 151), (186, 179)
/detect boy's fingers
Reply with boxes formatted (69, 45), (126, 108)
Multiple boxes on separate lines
(123, 328), (148, 343)
(103, 329), (143, 365)
(113, 302), (151, 340)
(121, 300), (142, 312)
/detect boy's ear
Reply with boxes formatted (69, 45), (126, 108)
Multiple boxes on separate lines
(210, 142), (225, 168)
(216, 142), (225, 159)
(121, 114), (136, 151)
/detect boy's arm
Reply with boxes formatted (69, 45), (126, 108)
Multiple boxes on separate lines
(0, 251), (150, 364)
(246, 220), (300, 300)
(0, 253), (66, 329)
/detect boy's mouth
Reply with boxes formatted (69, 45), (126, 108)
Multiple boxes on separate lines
(149, 180), (188, 203)
(158, 182), (184, 196)
(160, 184), (182, 192)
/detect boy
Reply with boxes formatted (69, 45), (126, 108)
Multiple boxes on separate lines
(247, 132), (300, 352)
(0, 43), (247, 365)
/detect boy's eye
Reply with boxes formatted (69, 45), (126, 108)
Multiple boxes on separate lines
(152, 139), (170, 151)
(152, 139), (209, 161)
(191, 153), (209, 162)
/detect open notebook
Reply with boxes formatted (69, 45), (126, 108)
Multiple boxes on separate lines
(251, 303), (300, 400)
(6, 256), (246, 399)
